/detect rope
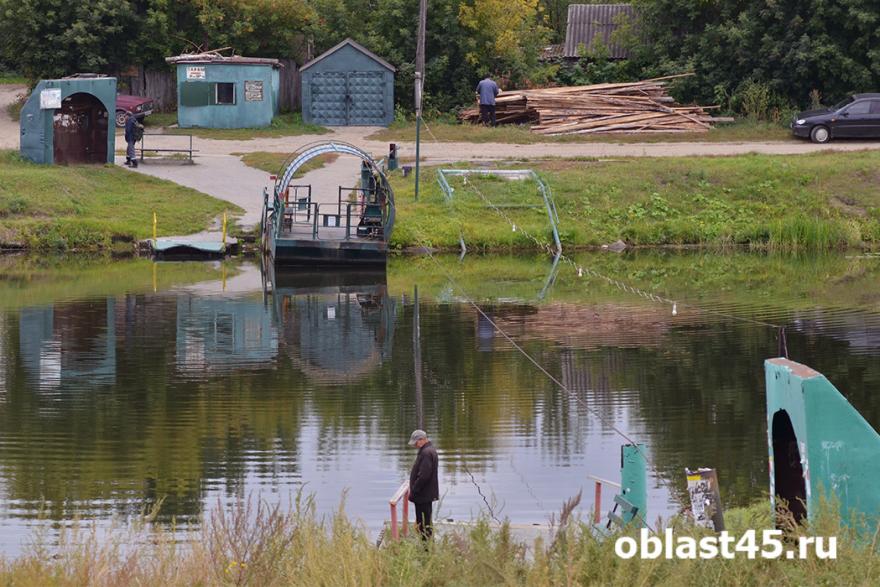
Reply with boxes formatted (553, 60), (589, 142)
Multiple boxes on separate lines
(458, 175), (786, 332)
(461, 460), (503, 525)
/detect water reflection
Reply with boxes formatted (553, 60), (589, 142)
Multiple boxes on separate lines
(271, 270), (396, 384)
(0, 251), (878, 554)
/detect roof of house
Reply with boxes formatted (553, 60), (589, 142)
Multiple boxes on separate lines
(564, 4), (636, 59)
(165, 54), (282, 68)
(300, 38), (396, 73)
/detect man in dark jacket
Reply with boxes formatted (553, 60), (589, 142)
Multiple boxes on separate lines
(408, 429), (439, 540)
(123, 112), (142, 168)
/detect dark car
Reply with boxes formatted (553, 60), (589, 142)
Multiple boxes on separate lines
(792, 93), (880, 143)
(115, 94), (154, 128)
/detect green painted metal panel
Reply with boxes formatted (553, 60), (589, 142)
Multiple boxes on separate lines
(310, 72), (347, 125)
(175, 63), (279, 129)
(152, 238), (225, 254)
(19, 77), (117, 165)
(348, 72), (386, 125)
(301, 42), (394, 126)
(180, 82), (213, 107)
(620, 444), (648, 527)
(765, 358), (880, 525)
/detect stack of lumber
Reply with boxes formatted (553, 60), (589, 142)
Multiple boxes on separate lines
(460, 75), (727, 136)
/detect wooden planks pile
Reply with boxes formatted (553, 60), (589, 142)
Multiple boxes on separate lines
(460, 75), (726, 136)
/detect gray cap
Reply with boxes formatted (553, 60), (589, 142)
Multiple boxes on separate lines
(408, 429), (427, 446)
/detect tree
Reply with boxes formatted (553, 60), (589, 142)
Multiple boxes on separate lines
(458, 0), (551, 85)
(0, 0), (138, 80)
(632, 0), (880, 110)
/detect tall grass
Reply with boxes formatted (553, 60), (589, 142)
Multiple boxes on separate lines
(0, 496), (876, 586)
(768, 217), (857, 252)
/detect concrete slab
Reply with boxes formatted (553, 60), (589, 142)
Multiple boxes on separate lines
(117, 154), (271, 229)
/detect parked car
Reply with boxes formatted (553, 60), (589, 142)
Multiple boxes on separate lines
(115, 94), (154, 128)
(791, 93), (880, 143)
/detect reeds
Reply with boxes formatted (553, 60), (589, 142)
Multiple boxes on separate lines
(0, 496), (876, 587)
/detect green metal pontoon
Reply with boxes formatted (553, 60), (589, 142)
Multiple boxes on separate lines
(261, 141), (395, 267)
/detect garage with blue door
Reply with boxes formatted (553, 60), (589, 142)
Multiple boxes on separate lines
(300, 39), (395, 126)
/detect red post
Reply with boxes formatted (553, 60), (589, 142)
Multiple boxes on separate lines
(390, 503), (399, 540)
(593, 481), (602, 525)
(402, 490), (409, 537)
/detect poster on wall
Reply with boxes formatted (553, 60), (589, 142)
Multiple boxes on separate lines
(40, 89), (62, 109)
(186, 66), (206, 80)
(245, 80), (264, 102)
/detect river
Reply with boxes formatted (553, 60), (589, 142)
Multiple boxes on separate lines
(0, 251), (878, 553)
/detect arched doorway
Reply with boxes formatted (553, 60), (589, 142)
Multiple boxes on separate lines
(53, 92), (109, 165)
(772, 410), (807, 524)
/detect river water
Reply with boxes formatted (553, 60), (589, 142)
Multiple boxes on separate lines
(0, 251), (878, 553)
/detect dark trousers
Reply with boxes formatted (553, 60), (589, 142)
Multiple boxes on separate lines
(479, 104), (497, 127)
(414, 501), (433, 540)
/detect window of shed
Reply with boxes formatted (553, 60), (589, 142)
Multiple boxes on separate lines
(215, 83), (236, 105)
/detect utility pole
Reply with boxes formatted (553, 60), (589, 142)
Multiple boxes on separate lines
(414, 0), (427, 201)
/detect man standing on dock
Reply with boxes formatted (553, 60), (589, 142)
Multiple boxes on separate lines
(408, 429), (439, 540)
(475, 74), (500, 126)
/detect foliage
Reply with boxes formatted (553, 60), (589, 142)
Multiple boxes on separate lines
(632, 0), (880, 111)
(0, 497), (876, 586)
(2, 0), (878, 117)
(0, 0), (138, 80)
(457, 0), (551, 84)
(552, 40), (640, 87)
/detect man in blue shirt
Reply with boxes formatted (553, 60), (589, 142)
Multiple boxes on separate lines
(475, 75), (500, 126)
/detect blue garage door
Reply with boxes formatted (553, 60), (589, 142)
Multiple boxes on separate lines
(348, 72), (386, 125)
(310, 72), (386, 126)
(310, 72), (348, 126)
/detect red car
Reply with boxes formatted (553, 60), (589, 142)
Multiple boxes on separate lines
(115, 94), (154, 127)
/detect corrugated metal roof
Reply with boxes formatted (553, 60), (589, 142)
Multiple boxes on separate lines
(564, 4), (636, 59)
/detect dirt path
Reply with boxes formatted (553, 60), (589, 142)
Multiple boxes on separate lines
(0, 84), (26, 150)
(116, 124), (880, 162)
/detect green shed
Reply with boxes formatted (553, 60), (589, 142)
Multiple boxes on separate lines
(19, 75), (116, 165)
(167, 54), (282, 129)
(301, 39), (395, 126)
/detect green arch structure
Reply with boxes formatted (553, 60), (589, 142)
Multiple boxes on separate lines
(765, 358), (880, 527)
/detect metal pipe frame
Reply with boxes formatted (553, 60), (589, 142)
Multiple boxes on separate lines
(435, 169), (562, 254)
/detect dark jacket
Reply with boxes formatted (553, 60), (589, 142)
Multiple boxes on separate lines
(124, 115), (140, 143)
(408, 441), (439, 504)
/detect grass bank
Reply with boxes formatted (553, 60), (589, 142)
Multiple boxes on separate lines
(151, 112), (329, 140)
(0, 498), (874, 586)
(389, 151), (880, 251)
(0, 151), (239, 250)
(236, 151), (339, 176)
(0, 74), (27, 85)
(369, 119), (792, 145)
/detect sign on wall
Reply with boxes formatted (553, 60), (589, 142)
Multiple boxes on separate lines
(40, 88), (62, 109)
(245, 80), (264, 102)
(186, 66), (206, 80)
